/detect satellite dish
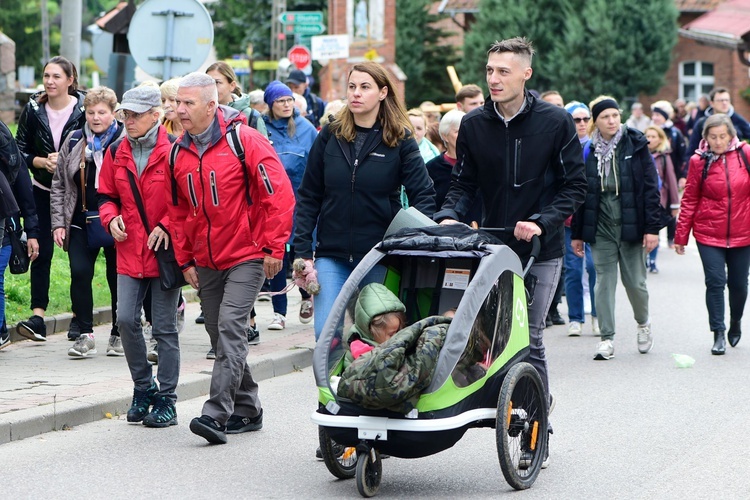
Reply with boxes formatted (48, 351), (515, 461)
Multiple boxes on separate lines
(127, 0), (213, 80)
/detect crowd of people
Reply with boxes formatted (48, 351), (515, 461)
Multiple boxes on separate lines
(1, 34), (749, 455)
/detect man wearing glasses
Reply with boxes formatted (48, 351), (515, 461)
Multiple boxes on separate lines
(687, 88), (750, 158)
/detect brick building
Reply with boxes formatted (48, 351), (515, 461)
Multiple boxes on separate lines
(432, 0), (750, 117)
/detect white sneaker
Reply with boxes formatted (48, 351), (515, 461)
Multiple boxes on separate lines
(268, 313), (286, 331)
(592, 317), (600, 335)
(106, 335), (124, 356)
(594, 339), (614, 360)
(69, 334), (97, 358)
(637, 323), (653, 353)
(567, 321), (582, 337)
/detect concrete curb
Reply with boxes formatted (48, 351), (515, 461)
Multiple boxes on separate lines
(0, 342), (315, 445)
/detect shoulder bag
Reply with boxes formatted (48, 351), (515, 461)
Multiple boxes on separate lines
(126, 169), (187, 291)
(80, 147), (115, 249)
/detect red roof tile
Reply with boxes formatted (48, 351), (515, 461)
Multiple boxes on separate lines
(682, 0), (750, 42)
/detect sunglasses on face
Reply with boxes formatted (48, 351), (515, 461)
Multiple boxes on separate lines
(573, 117), (590, 123)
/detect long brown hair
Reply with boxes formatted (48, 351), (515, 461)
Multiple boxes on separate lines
(206, 61), (242, 97)
(267, 105), (296, 138)
(38, 56), (79, 104)
(330, 62), (412, 148)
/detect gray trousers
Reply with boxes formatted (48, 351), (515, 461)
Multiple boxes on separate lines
(526, 258), (563, 402)
(116, 275), (180, 402)
(590, 236), (650, 341)
(198, 260), (264, 424)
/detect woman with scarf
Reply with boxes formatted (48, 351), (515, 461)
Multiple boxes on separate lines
(675, 114), (750, 355)
(52, 86), (124, 358)
(571, 96), (662, 361)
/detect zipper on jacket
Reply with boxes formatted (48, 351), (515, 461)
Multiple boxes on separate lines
(503, 126), (511, 230)
(209, 171), (219, 206)
(349, 158), (359, 262)
(514, 138), (522, 188)
(186, 173), (199, 216)
(197, 158), (219, 268)
(724, 156), (732, 247)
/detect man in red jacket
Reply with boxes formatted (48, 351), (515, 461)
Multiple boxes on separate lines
(169, 72), (295, 445)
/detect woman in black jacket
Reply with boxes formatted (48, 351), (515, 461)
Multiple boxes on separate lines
(294, 61), (435, 341)
(15, 56), (85, 341)
(571, 95), (662, 361)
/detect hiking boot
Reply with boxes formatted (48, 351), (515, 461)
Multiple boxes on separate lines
(299, 299), (314, 324)
(206, 348), (216, 360)
(226, 409), (263, 434)
(106, 335), (124, 356)
(68, 334), (97, 358)
(548, 308), (565, 325)
(637, 323), (653, 353)
(67, 319), (81, 341)
(142, 396), (178, 428)
(190, 415), (227, 444)
(594, 339), (614, 360)
(0, 327), (10, 350)
(246, 324), (260, 345)
(567, 321), (582, 337)
(17, 315), (47, 341)
(268, 313), (286, 331)
(147, 341), (158, 364)
(127, 382), (158, 422)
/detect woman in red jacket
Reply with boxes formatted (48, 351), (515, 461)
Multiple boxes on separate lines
(97, 85), (180, 426)
(675, 113), (750, 355)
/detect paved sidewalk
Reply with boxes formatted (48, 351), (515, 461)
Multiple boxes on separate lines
(0, 292), (316, 444)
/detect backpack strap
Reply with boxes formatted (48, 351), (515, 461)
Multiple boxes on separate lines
(69, 129), (84, 150)
(226, 123), (252, 206)
(108, 138), (124, 161)
(168, 141), (181, 206)
(248, 109), (259, 131)
(738, 144), (750, 176)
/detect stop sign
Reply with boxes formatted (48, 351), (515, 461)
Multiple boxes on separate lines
(288, 45), (312, 69)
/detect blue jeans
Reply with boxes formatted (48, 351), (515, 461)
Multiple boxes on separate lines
(696, 243), (750, 332)
(564, 226), (596, 323)
(0, 244), (12, 331)
(313, 257), (386, 341)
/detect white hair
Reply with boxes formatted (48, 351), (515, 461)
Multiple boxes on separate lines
(247, 89), (265, 105)
(439, 109), (465, 139)
(179, 72), (218, 103)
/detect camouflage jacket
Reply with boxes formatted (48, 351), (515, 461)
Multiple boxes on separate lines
(336, 316), (450, 414)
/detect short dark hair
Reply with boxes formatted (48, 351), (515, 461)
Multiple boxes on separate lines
(456, 84), (483, 103)
(487, 37), (535, 66)
(709, 87), (730, 102)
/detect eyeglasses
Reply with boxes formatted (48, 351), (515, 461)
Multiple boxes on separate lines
(573, 117), (590, 123)
(275, 98), (294, 105)
(121, 110), (146, 121)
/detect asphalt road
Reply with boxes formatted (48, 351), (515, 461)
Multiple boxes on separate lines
(3, 246), (750, 499)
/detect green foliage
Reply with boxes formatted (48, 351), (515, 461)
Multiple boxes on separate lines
(0, 0), (45, 69)
(396, 0), (458, 108)
(461, 0), (678, 106)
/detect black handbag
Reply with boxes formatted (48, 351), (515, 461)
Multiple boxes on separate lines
(126, 170), (187, 291)
(7, 222), (29, 274)
(80, 148), (114, 250)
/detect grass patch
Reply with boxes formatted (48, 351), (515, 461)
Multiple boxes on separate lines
(5, 244), (113, 325)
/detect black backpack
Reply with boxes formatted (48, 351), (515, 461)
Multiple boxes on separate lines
(0, 120), (21, 185)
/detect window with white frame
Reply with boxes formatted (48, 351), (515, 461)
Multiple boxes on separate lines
(680, 61), (714, 102)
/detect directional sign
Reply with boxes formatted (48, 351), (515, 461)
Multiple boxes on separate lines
(283, 23), (325, 35)
(278, 11), (324, 25)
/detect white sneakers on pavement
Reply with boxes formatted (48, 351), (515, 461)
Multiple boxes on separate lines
(567, 321), (582, 337)
(69, 334), (96, 358)
(268, 313), (286, 331)
(593, 339), (614, 360)
(592, 317), (600, 335)
(637, 323), (654, 353)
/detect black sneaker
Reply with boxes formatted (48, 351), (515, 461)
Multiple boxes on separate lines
(195, 312), (205, 324)
(190, 415), (227, 444)
(67, 319), (81, 341)
(142, 396), (178, 428)
(16, 315), (47, 341)
(127, 382), (158, 422)
(549, 308), (565, 326)
(226, 409), (263, 434)
(246, 324), (260, 345)
(0, 326), (10, 349)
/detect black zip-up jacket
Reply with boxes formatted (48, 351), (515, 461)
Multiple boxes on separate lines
(294, 122), (436, 261)
(434, 91), (586, 263)
(571, 127), (663, 243)
(15, 90), (86, 188)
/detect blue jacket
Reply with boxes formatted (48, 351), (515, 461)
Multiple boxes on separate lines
(263, 109), (318, 193)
